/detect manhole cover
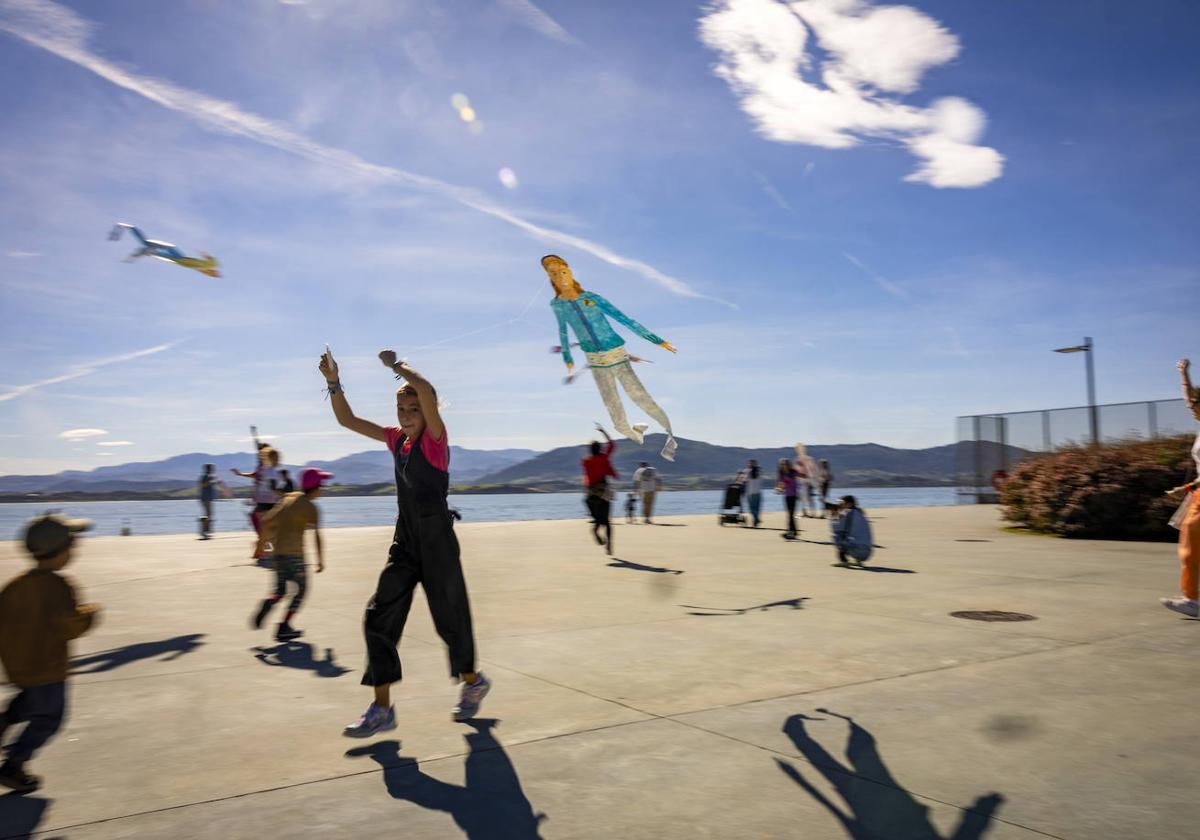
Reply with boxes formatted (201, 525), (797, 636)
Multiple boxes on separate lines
(950, 610), (1037, 622)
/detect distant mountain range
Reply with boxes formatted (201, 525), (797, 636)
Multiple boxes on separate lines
(471, 435), (982, 490)
(0, 446), (539, 494)
(0, 437), (1025, 498)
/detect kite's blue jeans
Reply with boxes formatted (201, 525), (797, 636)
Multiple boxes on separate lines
(3, 681), (66, 763)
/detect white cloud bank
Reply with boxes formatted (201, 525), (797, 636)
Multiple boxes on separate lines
(0, 1), (726, 303)
(60, 428), (107, 440)
(698, 0), (1004, 188)
(97, 440), (134, 446)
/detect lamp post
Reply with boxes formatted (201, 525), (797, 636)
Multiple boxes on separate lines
(1053, 337), (1097, 444)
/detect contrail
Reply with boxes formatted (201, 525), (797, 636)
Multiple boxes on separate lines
(0, 342), (179, 403)
(841, 252), (908, 299)
(0, 0), (730, 306)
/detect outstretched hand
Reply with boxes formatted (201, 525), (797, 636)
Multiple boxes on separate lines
(659, 341), (677, 354)
(319, 350), (339, 382)
(379, 349), (399, 369)
(1179, 358), (1191, 375)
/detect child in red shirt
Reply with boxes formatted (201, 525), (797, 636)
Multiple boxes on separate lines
(582, 424), (617, 554)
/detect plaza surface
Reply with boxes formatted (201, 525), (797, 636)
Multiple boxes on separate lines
(0, 505), (1195, 839)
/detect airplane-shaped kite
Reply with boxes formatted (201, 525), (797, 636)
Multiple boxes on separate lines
(107, 223), (221, 277)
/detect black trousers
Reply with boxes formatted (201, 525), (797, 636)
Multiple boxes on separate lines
(361, 514), (475, 685)
(3, 682), (66, 763)
(785, 496), (798, 535)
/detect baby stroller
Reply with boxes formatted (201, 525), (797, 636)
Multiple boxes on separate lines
(718, 482), (747, 526)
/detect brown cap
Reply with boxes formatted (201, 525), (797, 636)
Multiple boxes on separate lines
(23, 514), (93, 560)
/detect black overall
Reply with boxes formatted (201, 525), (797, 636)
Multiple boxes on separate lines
(361, 431), (476, 685)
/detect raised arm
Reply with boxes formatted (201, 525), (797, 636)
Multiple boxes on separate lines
(1180, 359), (1198, 417)
(319, 350), (388, 443)
(596, 422), (614, 456)
(381, 350), (445, 442)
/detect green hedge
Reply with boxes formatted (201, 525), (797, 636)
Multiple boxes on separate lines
(1000, 434), (1194, 540)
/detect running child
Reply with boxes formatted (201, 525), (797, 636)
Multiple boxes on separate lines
(0, 515), (100, 794)
(582, 424), (618, 554)
(252, 467), (332, 641)
(625, 493), (637, 524)
(320, 347), (489, 736)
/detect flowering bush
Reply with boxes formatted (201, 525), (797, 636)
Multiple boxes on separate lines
(1000, 434), (1195, 540)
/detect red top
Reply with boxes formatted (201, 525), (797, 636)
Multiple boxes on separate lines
(384, 427), (450, 473)
(581, 440), (617, 485)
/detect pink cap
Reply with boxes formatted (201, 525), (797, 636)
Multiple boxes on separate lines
(301, 468), (334, 491)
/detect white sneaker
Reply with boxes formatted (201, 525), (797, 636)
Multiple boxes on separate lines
(1159, 596), (1199, 618)
(453, 673), (492, 721)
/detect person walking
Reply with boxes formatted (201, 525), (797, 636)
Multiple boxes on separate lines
(632, 461), (662, 524)
(582, 424), (618, 553)
(817, 459), (834, 517)
(1162, 358), (1200, 617)
(744, 459), (764, 528)
(198, 463), (219, 539)
(776, 458), (800, 539)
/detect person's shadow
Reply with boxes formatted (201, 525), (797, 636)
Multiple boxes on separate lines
(776, 710), (1004, 839)
(681, 597), (808, 616)
(346, 719), (546, 839)
(251, 641), (350, 678)
(71, 634), (206, 674)
(608, 557), (684, 575)
(0, 793), (49, 839)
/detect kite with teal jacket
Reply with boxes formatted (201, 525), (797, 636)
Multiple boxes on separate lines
(108, 223), (221, 278)
(544, 254), (678, 461)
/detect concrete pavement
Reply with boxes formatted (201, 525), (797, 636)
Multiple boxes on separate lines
(0, 505), (1195, 839)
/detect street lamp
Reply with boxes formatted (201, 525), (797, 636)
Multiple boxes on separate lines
(1053, 336), (1097, 444)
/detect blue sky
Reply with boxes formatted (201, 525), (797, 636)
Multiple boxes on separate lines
(0, 0), (1196, 474)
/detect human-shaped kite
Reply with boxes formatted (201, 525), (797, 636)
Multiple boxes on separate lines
(108, 223), (221, 277)
(545, 254), (678, 461)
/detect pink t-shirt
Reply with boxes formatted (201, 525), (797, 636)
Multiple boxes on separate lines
(384, 427), (450, 473)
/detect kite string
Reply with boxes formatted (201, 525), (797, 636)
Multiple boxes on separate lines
(403, 275), (552, 355)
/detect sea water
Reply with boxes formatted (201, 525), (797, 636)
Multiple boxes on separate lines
(0, 487), (956, 539)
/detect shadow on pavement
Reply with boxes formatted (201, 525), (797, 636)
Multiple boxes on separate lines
(681, 597), (807, 616)
(71, 633), (206, 674)
(346, 719), (546, 839)
(832, 564), (915, 574)
(607, 557), (684, 575)
(777, 709), (1004, 839)
(0, 793), (49, 840)
(252, 641), (351, 678)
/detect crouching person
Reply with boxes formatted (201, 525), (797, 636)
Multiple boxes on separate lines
(832, 496), (873, 567)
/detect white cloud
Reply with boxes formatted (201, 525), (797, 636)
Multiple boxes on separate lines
(97, 440), (134, 446)
(6, 250), (40, 258)
(698, 0), (1003, 188)
(496, 0), (578, 45)
(60, 428), (107, 440)
(0, 1), (727, 303)
(0, 342), (179, 403)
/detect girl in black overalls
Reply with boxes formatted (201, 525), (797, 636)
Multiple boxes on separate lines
(319, 348), (489, 737)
